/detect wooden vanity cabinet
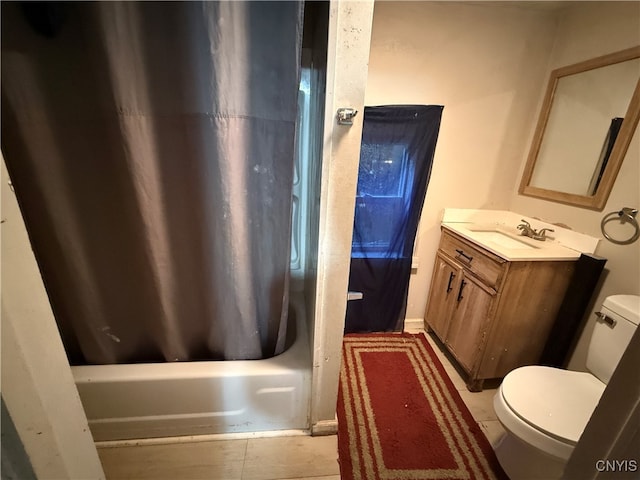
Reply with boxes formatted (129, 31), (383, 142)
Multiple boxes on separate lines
(424, 227), (576, 391)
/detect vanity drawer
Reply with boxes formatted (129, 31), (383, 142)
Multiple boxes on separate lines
(440, 229), (507, 288)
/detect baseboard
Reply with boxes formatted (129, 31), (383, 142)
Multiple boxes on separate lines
(95, 429), (309, 448)
(311, 419), (337, 436)
(404, 318), (425, 333)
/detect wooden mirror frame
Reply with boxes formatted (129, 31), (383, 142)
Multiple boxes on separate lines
(519, 46), (640, 210)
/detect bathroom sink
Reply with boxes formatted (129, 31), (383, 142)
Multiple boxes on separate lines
(440, 209), (595, 261)
(466, 229), (536, 250)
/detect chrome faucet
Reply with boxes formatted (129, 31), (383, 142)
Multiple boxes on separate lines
(517, 219), (554, 241)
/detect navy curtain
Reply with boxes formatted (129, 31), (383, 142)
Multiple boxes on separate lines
(345, 105), (443, 333)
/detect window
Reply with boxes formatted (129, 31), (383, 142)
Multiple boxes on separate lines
(352, 143), (415, 257)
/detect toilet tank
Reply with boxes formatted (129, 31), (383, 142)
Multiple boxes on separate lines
(586, 295), (640, 384)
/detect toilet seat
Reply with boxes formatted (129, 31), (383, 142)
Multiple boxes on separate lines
(502, 366), (606, 444)
(494, 366), (606, 460)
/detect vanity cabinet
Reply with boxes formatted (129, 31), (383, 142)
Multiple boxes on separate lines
(424, 227), (576, 391)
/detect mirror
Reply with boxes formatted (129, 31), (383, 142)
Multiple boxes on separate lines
(519, 46), (640, 210)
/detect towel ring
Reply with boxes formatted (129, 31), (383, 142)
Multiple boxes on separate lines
(600, 207), (639, 245)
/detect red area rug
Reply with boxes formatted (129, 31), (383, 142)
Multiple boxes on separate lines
(337, 333), (507, 480)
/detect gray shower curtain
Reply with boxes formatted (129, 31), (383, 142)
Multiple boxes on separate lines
(1, 1), (303, 364)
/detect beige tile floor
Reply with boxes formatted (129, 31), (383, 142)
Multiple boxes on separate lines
(98, 326), (505, 480)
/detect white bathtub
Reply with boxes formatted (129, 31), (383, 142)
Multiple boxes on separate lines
(72, 294), (311, 442)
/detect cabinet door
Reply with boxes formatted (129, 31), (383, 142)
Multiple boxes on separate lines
(424, 252), (461, 340)
(445, 272), (496, 373)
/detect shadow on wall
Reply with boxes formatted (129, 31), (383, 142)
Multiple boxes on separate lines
(1, 397), (37, 480)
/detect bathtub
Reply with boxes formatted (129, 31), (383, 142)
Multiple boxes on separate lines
(72, 294), (311, 442)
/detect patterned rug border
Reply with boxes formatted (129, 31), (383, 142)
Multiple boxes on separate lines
(337, 332), (507, 480)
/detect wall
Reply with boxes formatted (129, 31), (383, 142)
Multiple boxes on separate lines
(365, 3), (640, 372)
(310, 0), (375, 434)
(365, 1), (559, 319)
(510, 2), (640, 371)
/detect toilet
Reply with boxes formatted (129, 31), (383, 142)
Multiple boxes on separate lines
(493, 295), (640, 480)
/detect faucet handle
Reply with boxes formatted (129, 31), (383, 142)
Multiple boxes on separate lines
(537, 228), (554, 239)
(517, 219), (531, 230)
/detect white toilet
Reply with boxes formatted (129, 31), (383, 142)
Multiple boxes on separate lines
(493, 294), (640, 480)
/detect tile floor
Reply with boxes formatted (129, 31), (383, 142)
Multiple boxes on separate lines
(97, 326), (506, 480)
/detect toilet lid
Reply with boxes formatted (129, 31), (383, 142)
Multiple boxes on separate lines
(501, 366), (606, 444)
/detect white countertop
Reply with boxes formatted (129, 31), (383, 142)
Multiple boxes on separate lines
(442, 223), (581, 261)
(441, 209), (600, 262)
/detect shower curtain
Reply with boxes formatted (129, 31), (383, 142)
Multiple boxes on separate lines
(1, 2), (303, 364)
(345, 105), (443, 333)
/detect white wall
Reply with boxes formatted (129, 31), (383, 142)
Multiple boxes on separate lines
(310, 0), (375, 434)
(511, 2), (640, 371)
(365, 1), (559, 319)
(366, 2), (640, 373)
